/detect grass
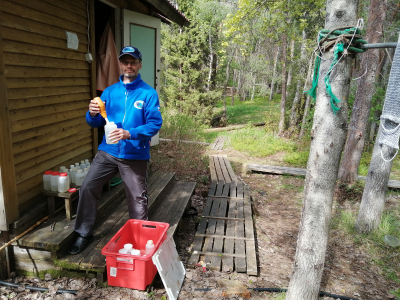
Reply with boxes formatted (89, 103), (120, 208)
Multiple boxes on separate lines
(214, 95), (281, 125)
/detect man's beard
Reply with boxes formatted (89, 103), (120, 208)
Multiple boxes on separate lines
(125, 73), (137, 78)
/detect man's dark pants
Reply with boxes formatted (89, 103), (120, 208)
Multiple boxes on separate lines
(74, 150), (149, 237)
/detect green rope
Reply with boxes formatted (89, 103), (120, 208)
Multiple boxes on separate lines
(304, 27), (367, 113)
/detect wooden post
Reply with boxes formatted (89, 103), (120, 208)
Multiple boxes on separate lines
(0, 231), (11, 279)
(0, 25), (19, 230)
(89, 0), (98, 157)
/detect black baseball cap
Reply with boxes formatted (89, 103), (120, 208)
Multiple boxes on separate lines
(119, 46), (142, 61)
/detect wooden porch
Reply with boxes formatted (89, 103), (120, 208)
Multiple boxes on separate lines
(10, 171), (195, 281)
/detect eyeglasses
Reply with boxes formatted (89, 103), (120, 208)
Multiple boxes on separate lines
(121, 60), (141, 66)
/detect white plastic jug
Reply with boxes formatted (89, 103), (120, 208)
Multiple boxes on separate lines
(75, 169), (84, 186)
(43, 170), (52, 191)
(50, 172), (60, 192)
(58, 172), (69, 193)
(145, 240), (154, 255)
(105, 121), (118, 144)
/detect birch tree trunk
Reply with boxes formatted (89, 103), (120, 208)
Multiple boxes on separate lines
(222, 54), (234, 126)
(269, 46), (280, 101)
(285, 1), (358, 299)
(299, 55), (314, 138)
(338, 0), (387, 183)
(289, 31), (308, 132)
(231, 69), (236, 106)
(278, 34), (287, 136)
(355, 125), (397, 233)
(286, 38), (295, 99)
(207, 28), (213, 91)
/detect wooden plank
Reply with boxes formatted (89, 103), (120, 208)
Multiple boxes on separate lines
(10, 0), (88, 27)
(15, 135), (92, 173)
(10, 100), (88, 122)
(60, 0), (87, 11)
(147, 172), (175, 207)
(9, 93), (90, 110)
(209, 138), (218, 150)
(215, 180), (224, 197)
(0, 12), (88, 45)
(14, 257), (58, 273)
(12, 117), (87, 143)
(5, 66), (89, 79)
(0, 1), (87, 35)
(147, 170), (163, 188)
(218, 156), (231, 183)
(215, 137), (226, 150)
(201, 216), (244, 221)
(222, 182), (230, 197)
(230, 181), (237, 198)
(11, 108), (88, 133)
(223, 198), (236, 272)
(13, 124), (91, 155)
(194, 234), (252, 241)
(203, 198), (220, 265)
(3, 40), (86, 61)
(213, 156), (224, 182)
(209, 198), (227, 270)
(244, 185), (257, 276)
(4, 53), (89, 71)
(247, 164), (307, 177)
(12, 201), (47, 229)
(208, 180), (217, 197)
(235, 199), (246, 272)
(14, 130), (92, 165)
(223, 156), (238, 182)
(237, 181), (244, 199)
(1, 27), (88, 54)
(12, 245), (54, 261)
(40, 0), (87, 18)
(15, 143), (92, 184)
(209, 155), (217, 182)
(65, 201), (129, 268)
(150, 182), (195, 235)
(0, 26), (18, 229)
(188, 197), (212, 267)
(191, 251), (246, 258)
(6, 77), (90, 89)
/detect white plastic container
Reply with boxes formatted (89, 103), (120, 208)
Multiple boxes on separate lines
(124, 244), (133, 251)
(50, 172), (60, 192)
(83, 167), (88, 179)
(70, 168), (77, 184)
(59, 166), (67, 173)
(58, 172), (69, 193)
(117, 248), (129, 262)
(85, 159), (90, 167)
(75, 162), (80, 168)
(43, 170), (52, 191)
(75, 169), (84, 186)
(80, 160), (86, 169)
(105, 121), (118, 144)
(145, 240), (154, 255)
(131, 249), (141, 256)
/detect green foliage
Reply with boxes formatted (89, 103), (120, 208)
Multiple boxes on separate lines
(390, 288), (400, 300)
(228, 126), (297, 157)
(283, 150), (309, 167)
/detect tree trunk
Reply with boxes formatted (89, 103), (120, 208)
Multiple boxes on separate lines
(222, 54), (234, 125)
(231, 69), (236, 106)
(299, 55), (314, 138)
(269, 46), (280, 101)
(289, 31), (307, 132)
(286, 38), (295, 99)
(278, 34), (287, 135)
(285, 1), (358, 299)
(207, 28), (213, 91)
(338, 0), (387, 183)
(355, 125), (397, 233)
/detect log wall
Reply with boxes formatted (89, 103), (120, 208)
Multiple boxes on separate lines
(0, 0), (95, 217)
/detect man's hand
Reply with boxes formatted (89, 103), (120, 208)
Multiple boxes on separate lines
(108, 129), (131, 143)
(89, 100), (100, 117)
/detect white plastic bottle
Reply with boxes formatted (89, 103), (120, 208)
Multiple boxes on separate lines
(145, 240), (154, 255)
(75, 169), (84, 186)
(58, 172), (69, 193)
(50, 172), (60, 192)
(75, 162), (80, 169)
(43, 170), (52, 191)
(59, 166), (67, 173)
(80, 160), (86, 169)
(83, 167), (88, 179)
(105, 121), (118, 144)
(84, 159), (90, 167)
(70, 167), (77, 184)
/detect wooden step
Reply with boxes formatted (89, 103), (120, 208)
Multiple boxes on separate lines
(11, 172), (181, 277)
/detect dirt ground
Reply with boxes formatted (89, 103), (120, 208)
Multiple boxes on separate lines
(1, 145), (399, 300)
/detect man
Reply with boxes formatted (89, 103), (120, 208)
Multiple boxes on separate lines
(68, 46), (162, 255)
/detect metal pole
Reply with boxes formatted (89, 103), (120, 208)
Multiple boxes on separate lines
(361, 42), (397, 49)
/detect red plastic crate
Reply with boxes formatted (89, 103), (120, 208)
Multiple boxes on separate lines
(101, 219), (169, 290)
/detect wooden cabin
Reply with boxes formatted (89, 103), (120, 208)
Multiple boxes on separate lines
(0, 0), (189, 238)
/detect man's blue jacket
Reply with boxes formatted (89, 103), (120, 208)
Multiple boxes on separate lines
(86, 74), (162, 160)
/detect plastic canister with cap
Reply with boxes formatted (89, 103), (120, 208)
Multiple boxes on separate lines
(84, 159), (90, 167)
(83, 168), (88, 178)
(58, 172), (69, 193)
(80, 160), (86, 169)
(50, 172), (60, 192)
(75, 169), (84, 186)
(105, 121), (118, 144)
(145, 240), (154, 255)
(70, 168), (77, 184)
(43, 170), (52, 191)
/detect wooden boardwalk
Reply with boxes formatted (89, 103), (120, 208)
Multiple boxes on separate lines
(247, 164), (400, 189)
(188, 155), (257, 276)
(210, 136), (227, 150)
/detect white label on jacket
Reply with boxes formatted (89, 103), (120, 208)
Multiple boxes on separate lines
(134, 100), (144, 109)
